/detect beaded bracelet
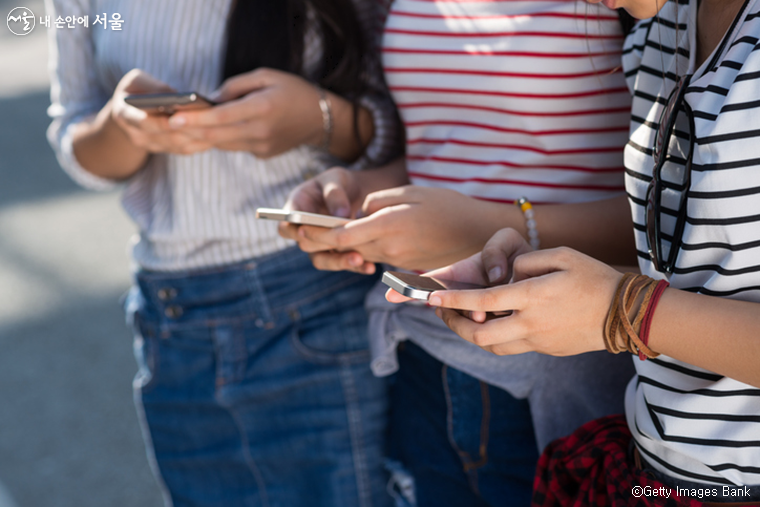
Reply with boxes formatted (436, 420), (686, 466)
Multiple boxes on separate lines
(515, 197), (540, 250)
(317, 88), (333, 153)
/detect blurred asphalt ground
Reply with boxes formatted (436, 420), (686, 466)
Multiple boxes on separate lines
(1, 1), (163, 505)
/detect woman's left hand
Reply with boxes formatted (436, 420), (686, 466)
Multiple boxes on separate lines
(411, 229), (624, 356)
(167, 68), (325, 158)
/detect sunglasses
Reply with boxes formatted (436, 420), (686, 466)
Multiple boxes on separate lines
(645, 74), (695, 274)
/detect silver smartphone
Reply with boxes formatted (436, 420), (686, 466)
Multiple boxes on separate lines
(382, 271), (487, 300)
(255, 207), (350, 228)
(124, 92), (218, 114)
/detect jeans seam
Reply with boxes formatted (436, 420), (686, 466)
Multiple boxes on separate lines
(137, 260), (259, 281)
(212, 324), (248, 387)
(132, 312), (160, 394)
(442, 365), (473, 466)
(218, 395), (271, 507)
(145, 275), (369, 331)
(146, 313), (265, 332)
(245, 266), (274, 327)
(289, 324), (372, 365)
(465, 382), (493, 497)
(340, 363), (374, 507)
(273, 274), (370, 313)
(472, 381), (490, 471)
(467, 469), (481, 499)
(442, 366), (490, 497)
(133, 384), (174, 507)
(144, 335), (160, 394)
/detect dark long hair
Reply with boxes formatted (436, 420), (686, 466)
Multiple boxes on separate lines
(617, 8), (636, 36)
(222, 0), (367, 99)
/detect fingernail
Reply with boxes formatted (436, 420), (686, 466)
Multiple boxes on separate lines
(355, 210), (365, 219)
(348, 255), (362, 267)
(169, 116), (186, 128)
(428, 296), (442, 307)
(335, 207), (350, 219)
(488, 266), (503, 283)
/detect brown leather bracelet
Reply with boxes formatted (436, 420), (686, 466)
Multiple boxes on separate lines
(603, 274), (660, 359)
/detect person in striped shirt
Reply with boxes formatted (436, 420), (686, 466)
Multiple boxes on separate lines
(282, 2), (643, 505)
(415, 0), (760, 503)
(46, 0), (402, 505)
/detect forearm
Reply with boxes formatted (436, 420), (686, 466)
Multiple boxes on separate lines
(71, 100), (148, 180)
(325, 91), (374, 163)
(533, 195), (637, 265)
(354, 157), (409, 202)
(476, 194), (637, 265)
(648, 290), (760, 388)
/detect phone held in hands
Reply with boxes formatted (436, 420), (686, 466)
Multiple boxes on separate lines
(124, 92), (218, 114)
(383, 271), (514, 319)
(382, 271), (487, 301)
(255, 208), (350, 228)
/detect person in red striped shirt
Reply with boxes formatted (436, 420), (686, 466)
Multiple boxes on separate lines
(282, 1), (639, 505)
(395, 0), (760, 504)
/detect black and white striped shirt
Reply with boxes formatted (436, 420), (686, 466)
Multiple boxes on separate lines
(623, 0), (760, 486)
(47, 0), (401, 271)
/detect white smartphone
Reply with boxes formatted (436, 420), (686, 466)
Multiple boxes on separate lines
(255, 207), (350, 228)
(382, 271), (487, 300)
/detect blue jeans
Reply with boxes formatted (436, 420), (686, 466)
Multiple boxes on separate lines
(126, 247), (391, 507)
(387, 342), (538, 507)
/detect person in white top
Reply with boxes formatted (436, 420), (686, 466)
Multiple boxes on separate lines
(406, 0), (760, 503)
(46, 0), (402, 506)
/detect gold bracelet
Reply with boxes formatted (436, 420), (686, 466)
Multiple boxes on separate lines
(317, 88), (333, 153)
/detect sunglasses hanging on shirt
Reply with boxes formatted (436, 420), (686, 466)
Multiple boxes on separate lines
(644, 0), (751, 274)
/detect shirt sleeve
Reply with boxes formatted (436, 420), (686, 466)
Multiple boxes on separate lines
(347, 0), (404, 170)
(45, 0), (118, 190)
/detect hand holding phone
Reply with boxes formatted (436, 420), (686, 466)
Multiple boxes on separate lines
(164, 68), (340, 158)
(111, 69), (215, 156)
(383, 227), (534, 324)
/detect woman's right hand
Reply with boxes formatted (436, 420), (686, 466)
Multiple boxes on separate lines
(386, 228), (621, 357)
(385, 227), (534, 306)
(278, 167), (377, 273)
(110, 69), (214, 155)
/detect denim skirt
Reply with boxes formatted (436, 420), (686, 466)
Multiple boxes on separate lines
(125, 247), (390, 507)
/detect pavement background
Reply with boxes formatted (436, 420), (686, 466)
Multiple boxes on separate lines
(1, 1), (164, 505)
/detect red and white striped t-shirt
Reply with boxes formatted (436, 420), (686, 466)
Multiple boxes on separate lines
(382, 0), (632, 205)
